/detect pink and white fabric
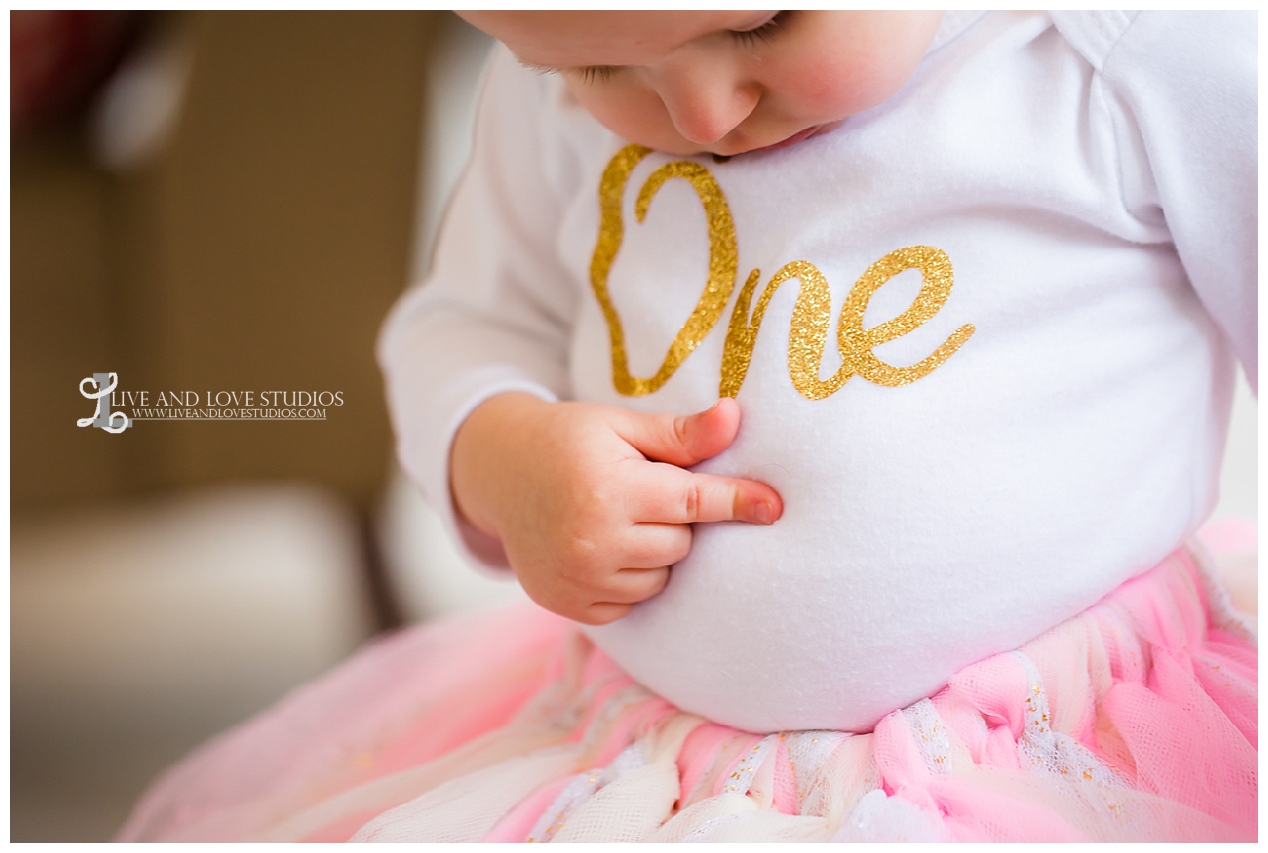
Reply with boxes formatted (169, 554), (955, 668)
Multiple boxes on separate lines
(118, 541), (1256, 842)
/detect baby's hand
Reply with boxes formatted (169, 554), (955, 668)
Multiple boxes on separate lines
(450, 393), (782, 625)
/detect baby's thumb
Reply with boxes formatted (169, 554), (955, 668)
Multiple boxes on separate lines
(619, 397), (742, 467)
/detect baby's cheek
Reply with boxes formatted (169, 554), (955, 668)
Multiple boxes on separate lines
(787, 54), (895, 119)
(567, 79), (698, 156)
(779, 12), (940, 120)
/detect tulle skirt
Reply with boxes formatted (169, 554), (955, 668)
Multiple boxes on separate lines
(118, 541), (1256, 842)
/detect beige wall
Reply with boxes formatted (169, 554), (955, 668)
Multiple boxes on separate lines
(12, 10), (441, 516)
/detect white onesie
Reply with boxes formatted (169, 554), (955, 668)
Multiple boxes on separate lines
(380, 11), (1256, 732)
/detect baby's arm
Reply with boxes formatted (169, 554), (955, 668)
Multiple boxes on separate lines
(451, 394), (780, 625)
(1083, 10), (1257, 388)
(381, 47), (586, 570)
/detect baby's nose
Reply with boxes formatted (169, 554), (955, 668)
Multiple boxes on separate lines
(659, 67), (758, 146)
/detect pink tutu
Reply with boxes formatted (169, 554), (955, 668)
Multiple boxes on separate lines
(118, 541), (1256, 842)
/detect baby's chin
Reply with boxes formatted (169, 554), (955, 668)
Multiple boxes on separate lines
(627, 120), (846, 159)
(734, 121), (845, 156)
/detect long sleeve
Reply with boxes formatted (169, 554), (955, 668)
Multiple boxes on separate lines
(378, 47), (584, 568)
(1056, 11), (1258, 390)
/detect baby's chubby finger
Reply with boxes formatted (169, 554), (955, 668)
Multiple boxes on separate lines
(688, 472), (783, 525)
(630, 464), (783, 526)
(614, 397), (742, 468)
(579, 602), (633, 626)
(604, 566), (672, 603)
(619, 521), (694, 568)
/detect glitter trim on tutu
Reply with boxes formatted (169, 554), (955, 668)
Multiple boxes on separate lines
(118, 541), (1256, 842)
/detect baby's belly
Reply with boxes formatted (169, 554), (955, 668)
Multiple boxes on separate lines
(586, 515), (1038, 733)
(583, 388), (1195, 734)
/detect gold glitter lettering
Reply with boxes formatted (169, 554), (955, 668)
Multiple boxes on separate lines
(590, 144), (740, 396)
(589, 148), (974, 400)
(837, 246), (976, 388)
(721, 249), (974, 398)
(721, 261), (846, 400)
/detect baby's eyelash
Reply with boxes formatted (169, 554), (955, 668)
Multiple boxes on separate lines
(577, 65), (618, 85)
(731, 10), (792, 46)
(514, 60), (617, 85)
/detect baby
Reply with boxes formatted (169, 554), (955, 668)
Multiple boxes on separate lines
(120, 11), (1256, 842)
(383, 10), (1254, 732)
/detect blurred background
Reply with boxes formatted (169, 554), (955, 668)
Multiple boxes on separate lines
(10, 10), (525, 841)
(8, 10), (1258, 842)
